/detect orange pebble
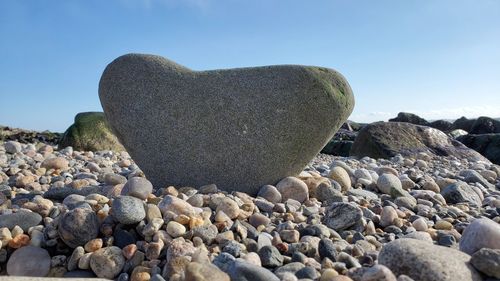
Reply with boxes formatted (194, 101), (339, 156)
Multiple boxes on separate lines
(8, 234), (30, 248)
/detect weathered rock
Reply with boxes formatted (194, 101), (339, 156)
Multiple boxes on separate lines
(440, 181), (482, 206)
(457, 134), (500, 164)
(452, 116), (476, 132)
(99, 54), (354, 194)
(460, 218), (500, 255)
(121, 177), (153, 200)
(6, 246), (51, 277)
(58, 208), (100, 248)
(429, 120), (453, 132)
(379, 238), (482, 281)
(350, 122), (489, 162)
(469, 116), (500, 134)
(389, 112), (430, 126)
(89, 246), (125, 279)
(276, 177), (309, 203)
(59, 112), (125, 152)
(323, 202), (363, 231)
(470, 248), (500, 278)
(0, 211), (42, 232)
(112, 196), (146, 224)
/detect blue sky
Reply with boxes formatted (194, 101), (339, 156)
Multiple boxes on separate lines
(1, 0), (500, 132)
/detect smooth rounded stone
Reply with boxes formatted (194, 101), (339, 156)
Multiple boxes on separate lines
(323, 202), (363, 231)
(4, 141), (22, 154)
(257, 185), (282, 203)
(158, 195), (196, 217)
(274, 262), (305, 277)
(412, 218), (428, 231)
(192, 225), (218, 244)
(99, 54), (354, 194)
(295, 266), (318, 279)
(104, 173), (127, 185)
(380, 206), (398, 227)
(402, 231), (433, 243)
(440, 182), (482, 206)
(460, 218), (500, 254)
(166, 221), (186, 238)
(68, 246), (85, 271)
(361, 264), (397, 281)
(276, 177), (309, 203)
(348, 189), (378, 201)
(317, 184), (343, 203)
(226, 260), (280, 281)
(354, 168), (372, 181)
(379, 238), (482, 281)
(377, 173), (402, 195)
(185, 262), (230, 281)
(249, 213), (271, 228)
(258, 245), (284, 267)
(0, 211), (42, 232)
(90, 246), (125, 279)
(58, 208), (100, 248)
(112, 196), (146, 224)
(329, 166), (351, 192)
(41, 157), (69, 170)
(63, 194), (87, 209)
(121, 177), (153, 200)
(319, 238), (338, 261)
(216, 197), (240, 219)
(6, 246), (51, 276)
(470, 248), (500, 278)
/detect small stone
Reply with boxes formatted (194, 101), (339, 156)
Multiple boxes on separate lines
(192, 225), (218, 244)
(380, 206), (398, 227)
(377, 174), (402, 195)
(7, 245), (51, 276)
(258, 185), (282, 203)
(258, 245), (284, 267)
(42, 157), (69, 170)
(59, 208), (99, 248)
(122, 244), (137, 260)
(216, 197), (240, 219)
(441, 182), (482, 206)
(323, 202), (363, 231)
(78, 252), (92, 269)
(226, 260), (280, 281)
(0, 211), (42, 232)
(4, 141), (22, 154)
(470, 248), (500, 278)
(361, 264), (397, 281)
(112, 196), (146, 224)
(435, 220), (453, 230)
(320, 269), (339, 281)
(67, 246), (85, 271)
(185, 262), (230, 281)
(329, 166), (351, 192)
(104, 173), (128, 185)
(319, 238), (338, 261)
(280, 229), (300, 243)
(249, 213), (271, 228)
(121, 177), (153, 200)
(8, 234), (30, 248)
(158, 195), (196, 217)
(412, 218), (428, 232)
(84, 238), (103, 252)
(276, 177), (309, 203)
(90, 246), (125, 279)
(460, 218), (500, 254)
(167, 221), (186, 238)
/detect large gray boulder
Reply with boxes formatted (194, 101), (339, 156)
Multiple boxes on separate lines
(350, 122), (490, 162)
(99, 54), (354, 194)
(379, 238), (482, 281)
(457, 133), (500, 164)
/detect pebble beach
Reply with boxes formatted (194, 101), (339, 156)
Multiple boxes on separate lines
(1, 131), (500, 281)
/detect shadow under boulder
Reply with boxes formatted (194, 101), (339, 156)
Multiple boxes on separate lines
(59, 112), (125, 152)
(349, 121), (490, 162)
(457, 134), (500, 164)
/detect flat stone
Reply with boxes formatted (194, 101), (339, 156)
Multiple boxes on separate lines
(225, 260), (279, 281)
(112, 196), (146, 224)
(460, 218), (500, 254)
(58, 208), (100, 248)
(0, 211), (42, 232)
(121, 177), (153, 200)
(99, 54), (354, 194)
(379, 238), (482, 281)
(7, 246), (51, 277)
(441, 181), (482, 206)
(323, 202), (363, 231)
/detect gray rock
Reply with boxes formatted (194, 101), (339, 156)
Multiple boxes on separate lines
(192, 225), (218, 244)
(274, 262), (305, 276)
(225, 260), (279, 281)
(441, 181), (482, 206)
(323, 202), (363, 231)
(99, 54), (354, 194)
(44, 186), (105, 200)
(350, 122), (490, 162)
(258, 245), (283, 267)
(459, 169), (495, 189)
(470, 248), (500, 278)
(112, 196), (146, 224)
(377, 173), (402, 195)
(121, 177), (153, 199)
(89, 246), (125, 279)
(460, 218), (500, 254)
(104, 173), (127, 185)
(348, 188), (378, 201)
(0, 211), (42, 232)
(4, 141), (22, 154)
(6, 246), (51, 276)
(379, 238), (482, 281)
(59, 208), (100, 248)
(257, 185), (282, 203)
(318, 238), (338, 261)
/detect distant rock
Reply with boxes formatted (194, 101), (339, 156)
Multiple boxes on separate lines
(452, 116), (476, 132)
(457, 134), (500, 164)
(59, 112), (125, 152)
(321, 140), (353, 156)
(389, 112), (430, 126)
(469, 116), (500, 134)
(350, 122), (490, 162)
(429, 119), (453, 132)
(99, 53), (354, 194)
(0, 126), (60, 145)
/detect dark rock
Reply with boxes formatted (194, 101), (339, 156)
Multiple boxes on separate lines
(58, 207), (100, 248)
(258, 245), (283, 267)
(323, 202), (363, 231)
(470, 248), (500, 278)
(114, 228), (137, 248)
(452, 116), (476, 132)
(389, 112), (430, 126)
(470, 116), (500, 134)
(350, 122), (490, 162)
(44, 186), (105, 200)
(0, 211), (42, 232)
(59, 112), (125, 151)
(225, 260), (279, 281)
(430, 120), (453, 132)
(295, 266), (318, 279)
(99, 53), (354, 194)
(321, 139), (353, 156)
(457, 134), (500, 164)
(440, 181), (482, 206)
(318, 238), (338, 261)
(112, 196), (146, 224)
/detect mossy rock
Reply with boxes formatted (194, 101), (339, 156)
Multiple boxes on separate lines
(59, 112), (125, 152)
